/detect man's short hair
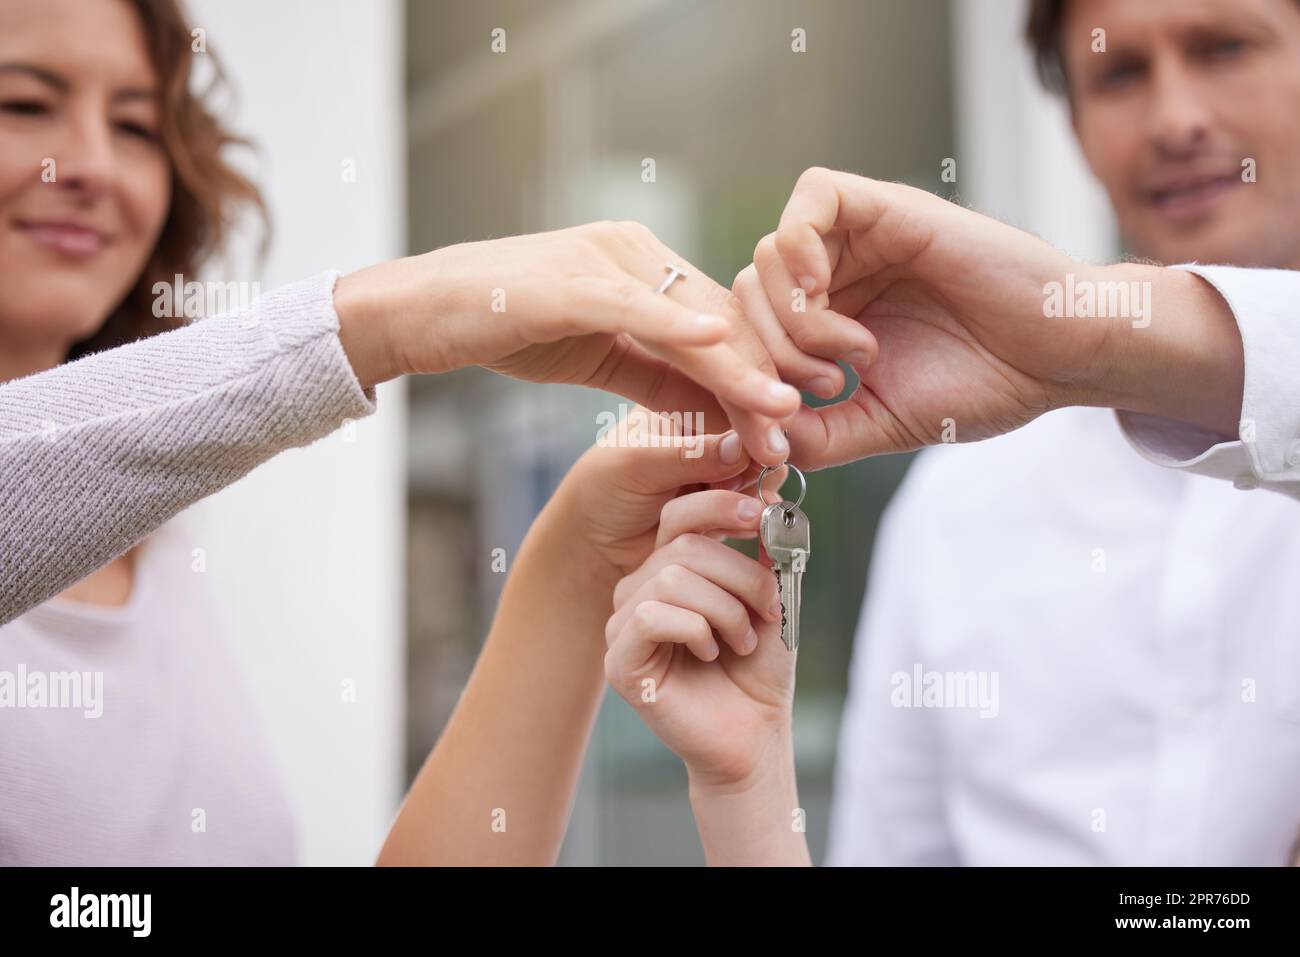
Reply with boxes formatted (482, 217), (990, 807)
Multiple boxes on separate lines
(1025, 0), (1070, 94)
(1028, 0), (1300, 95)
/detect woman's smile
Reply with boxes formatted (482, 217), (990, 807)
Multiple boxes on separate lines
(13, 216), (111, 258)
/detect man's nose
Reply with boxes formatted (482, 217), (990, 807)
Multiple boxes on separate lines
(48, 108), (115, 201)
(1144, 59), (1213, 158)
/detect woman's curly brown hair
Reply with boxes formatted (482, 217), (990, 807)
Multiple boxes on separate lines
(67, 0), (266, 361)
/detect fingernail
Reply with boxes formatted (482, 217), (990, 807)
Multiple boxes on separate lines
(719, 431), (742, 465)
(769, 598), (784, 621)
(767, 425), (789, 457)
(723, 475), (745, 492)
(847, 350), (874, 368)
(737, 498), (761, 521)
(706, 639), (720, 661)
(808, 376), (835, 398)
(742, 628), (758, 654)
(768, 381), (800, 405)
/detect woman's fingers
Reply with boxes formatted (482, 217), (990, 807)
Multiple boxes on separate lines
(608, 562), (759, 658)
(586, 339), (732, 437)
(547, 277), (801, 465)
(601, 224), (804, 465)
(535, 260), (802, 424)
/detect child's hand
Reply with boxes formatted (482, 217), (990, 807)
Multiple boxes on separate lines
(604, 489), (796, 787)
(556, 408), (763, 579)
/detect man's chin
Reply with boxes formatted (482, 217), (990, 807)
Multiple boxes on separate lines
(1132, 222), (1286, 269)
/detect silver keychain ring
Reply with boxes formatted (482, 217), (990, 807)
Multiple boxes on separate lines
(756, 462), (806, 513)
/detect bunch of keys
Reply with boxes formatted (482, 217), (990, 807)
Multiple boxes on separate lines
(757, 463), (810, 652)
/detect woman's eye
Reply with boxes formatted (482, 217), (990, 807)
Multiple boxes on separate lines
(115, 120), (157, 140)
(0, 99), (50, 116)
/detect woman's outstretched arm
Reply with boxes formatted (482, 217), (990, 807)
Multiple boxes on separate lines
(0, 271), (374, 625)
(2, 223), (802, 625)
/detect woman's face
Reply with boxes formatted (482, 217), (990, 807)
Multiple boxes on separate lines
(0, 0), (170, 357)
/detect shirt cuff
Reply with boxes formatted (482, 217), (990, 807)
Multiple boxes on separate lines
(1116, 263), (1300, 495)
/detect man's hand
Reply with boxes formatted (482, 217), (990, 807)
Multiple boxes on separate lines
(738, 168), (1244, 470)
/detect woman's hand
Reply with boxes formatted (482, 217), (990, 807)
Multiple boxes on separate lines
(334, 222), (802, 464)
(603, 488), (809, 865)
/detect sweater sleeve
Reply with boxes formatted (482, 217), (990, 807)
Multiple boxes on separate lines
(0, 270), (378, 625)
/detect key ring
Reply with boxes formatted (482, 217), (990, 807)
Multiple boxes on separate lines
(756, 462), (806, 520)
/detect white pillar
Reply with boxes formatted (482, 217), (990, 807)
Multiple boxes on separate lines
(951, 0), (1117, 261)
(186, 0), (407, 866)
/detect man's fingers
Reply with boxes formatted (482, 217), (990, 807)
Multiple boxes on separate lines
(774, 168), (864, 293)
(785, 392), (914, 471)
(776, 171), (939, 297)
(732, 263), (845, 399)
(774, 168), (890, 293)
(753, 235), (878, 367)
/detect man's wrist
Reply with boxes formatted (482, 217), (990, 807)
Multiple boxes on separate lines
(1084, 263), (1244, 437)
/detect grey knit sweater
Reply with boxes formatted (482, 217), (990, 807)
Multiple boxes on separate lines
(0, 270), (378, 625)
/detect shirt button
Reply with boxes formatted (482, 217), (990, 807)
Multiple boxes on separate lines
(1233, 473), (1260, 490)
(1287, 441), (1300, 468)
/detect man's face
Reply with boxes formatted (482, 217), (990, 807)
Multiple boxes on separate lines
(1064, 0), (1300, 269)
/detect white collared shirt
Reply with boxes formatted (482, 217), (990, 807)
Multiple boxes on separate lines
(826, 265), (1300, 866)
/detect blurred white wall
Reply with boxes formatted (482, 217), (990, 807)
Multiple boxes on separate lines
(185, 0), (407, 865)
(952, 0), (1118, 261)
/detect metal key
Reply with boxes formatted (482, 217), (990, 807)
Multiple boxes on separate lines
(760, 501), (811, 652)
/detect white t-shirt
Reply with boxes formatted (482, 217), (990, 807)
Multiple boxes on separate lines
(0, 517), (296, 865)
(828, 264), (1300, 865)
